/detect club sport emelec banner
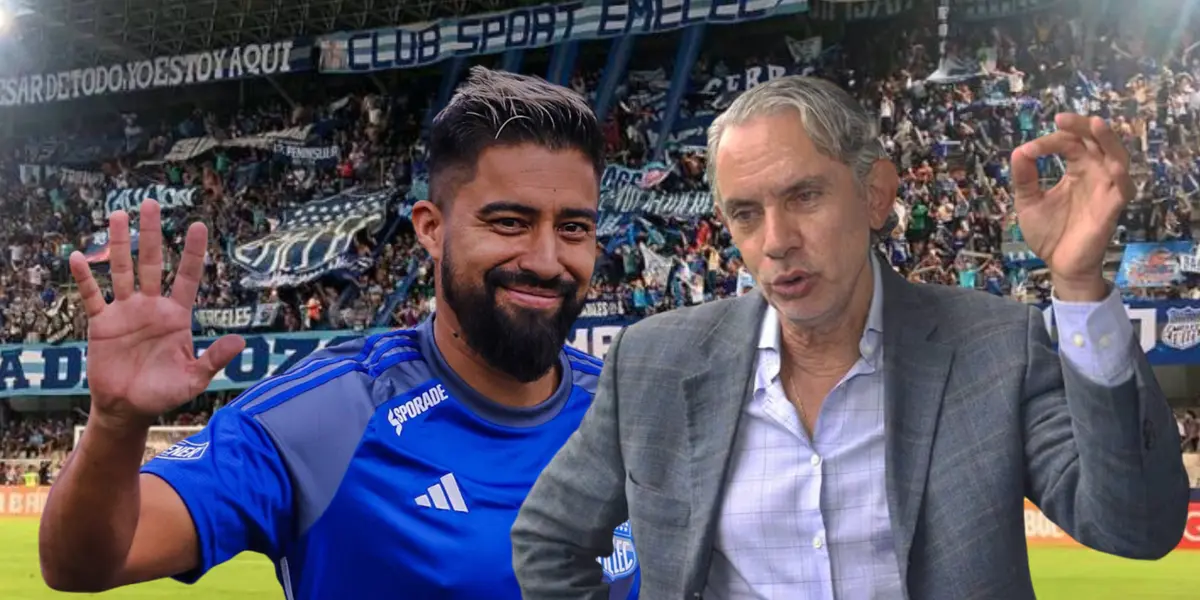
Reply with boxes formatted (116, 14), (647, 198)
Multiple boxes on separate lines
(0, 37), (314, 107)
(317, 0), (808, 73)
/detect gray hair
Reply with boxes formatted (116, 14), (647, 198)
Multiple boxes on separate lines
(706, 76), (887, 208)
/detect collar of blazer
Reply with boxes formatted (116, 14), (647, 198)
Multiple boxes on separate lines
(676, 256), (955, 587)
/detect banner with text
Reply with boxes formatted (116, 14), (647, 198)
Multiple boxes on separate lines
(0, 39), (314, 107)
(105, 185), (201, 216)
(1025, 499), (1200, 551)
(192, 303), (282, 332)
(809, 0), (913, 21)
(273, 142), (340, 168)
(231, 189), (394, 288)
(0, 317), (623, 397)
(317, 0), (808, 73)
(957, 0), (1069, 21)
(599, 162), (712, 217)
(13, 296), (1200, 397)
(1042, 299), (1200, 366)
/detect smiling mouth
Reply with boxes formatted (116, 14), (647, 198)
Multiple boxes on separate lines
(499, 286), (562, 309)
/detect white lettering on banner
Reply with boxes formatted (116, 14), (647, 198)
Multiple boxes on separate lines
(196, 306), (256, 330)
(581, 301), (625, 318)
(0, 41), (296, 107)
(105, 185), (200, 216)
(958, 0), (1065, 21)
(700, 64), (789, 97)
(274, 142), (340, 163)
(1023, 505), (1068, 539)
(317, 0), (808, 73)
(810, 0), (913, 21)
(387, 384), (449, 436)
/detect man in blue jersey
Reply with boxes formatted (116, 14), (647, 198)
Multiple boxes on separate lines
(39, 66), (638, 599)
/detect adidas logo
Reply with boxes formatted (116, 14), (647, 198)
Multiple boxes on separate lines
(414, 473), (469, 513)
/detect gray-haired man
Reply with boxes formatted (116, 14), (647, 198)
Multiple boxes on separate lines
(512, 75), (1187, 599)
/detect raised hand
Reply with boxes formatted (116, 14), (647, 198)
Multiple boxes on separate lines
(69, 200), (246, 430)
(1010, 113), (1136, 301)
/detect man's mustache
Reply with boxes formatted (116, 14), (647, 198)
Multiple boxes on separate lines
(485, 268), (577, 298)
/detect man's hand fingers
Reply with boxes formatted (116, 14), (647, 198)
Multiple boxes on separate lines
(108, 211), (136, 300)
(169, 222), (209, 311)
(68, 252), (106, 318)
(1016, 130), (1088, 164)
(137, 200), (164, 297)
(1089, 116), (1137, 202)
(190, 334), (245, 393)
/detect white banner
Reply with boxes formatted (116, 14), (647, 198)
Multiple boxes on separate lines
(0, 41), (299, 107)
(105, 185), (200, 216)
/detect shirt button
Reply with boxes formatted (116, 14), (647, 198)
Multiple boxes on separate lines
(862, 343), (874, 356)
(813, 536), (824, 550)
(811, 454), (822, 467)
(1099, 334), (1111, 348)
(1071, 333), (1085, 348)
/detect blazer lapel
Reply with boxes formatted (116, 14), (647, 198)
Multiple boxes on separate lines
(680, 291), (766, 586)
(880, 268), (955, 591)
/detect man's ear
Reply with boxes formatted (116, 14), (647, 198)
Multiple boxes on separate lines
(411, 200), (444, 262)
(866, 159), (900, 232)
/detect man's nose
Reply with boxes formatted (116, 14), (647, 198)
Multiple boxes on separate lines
(761, 207), (799, 260)
(517, 229), (566, 281)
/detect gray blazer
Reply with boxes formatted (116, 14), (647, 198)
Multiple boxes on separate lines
(512, 267), (1190, 599)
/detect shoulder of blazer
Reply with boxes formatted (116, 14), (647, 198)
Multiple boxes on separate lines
(616, 292), (767, 361)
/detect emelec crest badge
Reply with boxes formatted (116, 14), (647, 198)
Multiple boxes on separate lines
(599, 521), (638, 581)
(1161, 306), (1200, 351)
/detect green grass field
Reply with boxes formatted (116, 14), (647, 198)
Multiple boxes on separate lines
(1, 518), (1196, 598)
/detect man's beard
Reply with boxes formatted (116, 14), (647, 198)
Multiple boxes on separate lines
(440, 247), (585, 383)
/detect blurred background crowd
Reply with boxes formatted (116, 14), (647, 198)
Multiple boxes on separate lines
(2, 0), (1200, 480)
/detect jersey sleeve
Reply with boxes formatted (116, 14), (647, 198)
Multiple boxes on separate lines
(140, 406), (293, 584)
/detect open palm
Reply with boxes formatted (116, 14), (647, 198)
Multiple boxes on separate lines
(70, 200), (245, 428)
(1010, 113), (1137, 284)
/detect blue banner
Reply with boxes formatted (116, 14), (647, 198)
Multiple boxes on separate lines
(231, 189), (394, 288)
(1116, 241), (1198, 289)
(316, 0), (808, 73)
(2, 300), (1196, 397)
(0, 38), (314, 107)
(0, 319), (631, 397)
(192, 303), (282, 332)
(105, 185), (201, 216)
(1042, 300), (1200, 366)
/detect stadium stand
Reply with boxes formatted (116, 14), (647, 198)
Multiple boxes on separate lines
(0, 0), (1197, 492)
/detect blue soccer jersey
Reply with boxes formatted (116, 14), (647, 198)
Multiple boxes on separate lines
(141, 318), (638, 599)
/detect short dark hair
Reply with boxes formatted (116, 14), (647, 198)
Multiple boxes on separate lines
(427, 66), (606, 207)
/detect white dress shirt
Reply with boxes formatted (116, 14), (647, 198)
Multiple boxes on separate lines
(704, 256), (1136, 600)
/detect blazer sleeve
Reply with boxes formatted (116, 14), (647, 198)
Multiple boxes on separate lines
(512, 329), (631, 599)
(1021, 303), (1189, 560)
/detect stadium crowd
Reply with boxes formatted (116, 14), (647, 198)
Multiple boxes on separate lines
(2, 2), (1200, 472)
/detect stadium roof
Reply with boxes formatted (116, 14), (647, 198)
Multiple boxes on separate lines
(1, 0), (542, 77)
